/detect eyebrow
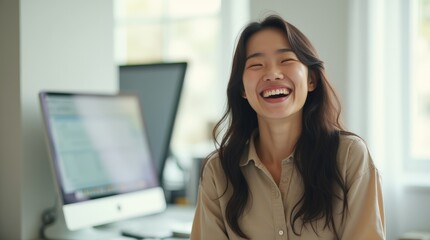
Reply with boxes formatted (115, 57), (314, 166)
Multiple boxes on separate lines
(245, 48), (294, 61)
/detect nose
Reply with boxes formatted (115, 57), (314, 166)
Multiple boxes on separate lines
(263, 65), (284, 81)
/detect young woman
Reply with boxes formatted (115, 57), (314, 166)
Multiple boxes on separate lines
(191, 15), (385, 240)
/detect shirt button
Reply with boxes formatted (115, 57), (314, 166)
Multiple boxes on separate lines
(278, 230), (284, 236)
(282, 177), (289, 183)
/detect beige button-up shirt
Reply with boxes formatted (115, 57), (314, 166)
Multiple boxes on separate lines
(191, 134), (385, 240)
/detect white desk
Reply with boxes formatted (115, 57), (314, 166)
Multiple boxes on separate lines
(97, 204), (195, 239)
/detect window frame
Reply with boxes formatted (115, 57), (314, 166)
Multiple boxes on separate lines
(402, 0), (430, 179)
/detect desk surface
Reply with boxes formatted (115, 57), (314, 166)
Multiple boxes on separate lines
(97, 204), (196, 240)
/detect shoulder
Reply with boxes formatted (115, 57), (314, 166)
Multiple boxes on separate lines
(337, 133), (376, 180)
(202, 153), (223, 177)
(200, 153), (228, 189)
(338, 133), (369, 156)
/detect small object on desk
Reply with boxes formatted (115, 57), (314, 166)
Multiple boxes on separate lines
(121, 228), (173, 239)
(171, 221), (193, 238)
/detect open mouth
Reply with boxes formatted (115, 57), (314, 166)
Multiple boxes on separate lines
(261, 88), (291, 99)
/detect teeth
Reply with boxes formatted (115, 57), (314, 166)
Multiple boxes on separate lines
(263, 88), (290, 98)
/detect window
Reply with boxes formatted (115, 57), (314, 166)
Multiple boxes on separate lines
(408, 0), (430, 164)
(114, 0), (222, 157)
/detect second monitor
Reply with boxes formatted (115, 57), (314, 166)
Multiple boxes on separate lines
(118, 62), (187, 183)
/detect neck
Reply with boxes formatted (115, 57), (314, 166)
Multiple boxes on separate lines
(256, 114), (302, 165)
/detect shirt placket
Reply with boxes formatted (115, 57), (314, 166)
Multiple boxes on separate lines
(271, 184), (287, 240)
(255, 160), (288, 240)
(278, 157), (294, 239)
(269, 157), (294, 240)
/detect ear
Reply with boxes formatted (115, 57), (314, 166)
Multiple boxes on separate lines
(241, 87), (247, 99)
(308, 71), (317, 92)
(242, 91), (247, 99)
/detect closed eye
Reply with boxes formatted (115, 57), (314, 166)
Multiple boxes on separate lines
(247, 63), (263, 69)
(281, 59), (295, 63)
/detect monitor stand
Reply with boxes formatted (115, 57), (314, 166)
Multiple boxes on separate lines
(43, 206), (132, 240)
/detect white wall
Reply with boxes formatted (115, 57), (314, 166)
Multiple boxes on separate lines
(0, 0), (116, 239)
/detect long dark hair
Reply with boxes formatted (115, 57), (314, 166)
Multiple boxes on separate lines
(208, 15), (349, 239)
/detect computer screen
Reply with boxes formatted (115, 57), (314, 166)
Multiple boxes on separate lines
(39, 92), (166, 232)
(119, 62), (187, 182)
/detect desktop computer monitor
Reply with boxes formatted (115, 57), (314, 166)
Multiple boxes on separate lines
(119, 62), (187, 183)
(39, 92), (167, 233)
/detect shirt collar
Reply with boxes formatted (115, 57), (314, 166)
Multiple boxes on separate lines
(239, 130), (260, 167)
(239, 130), (295, 167)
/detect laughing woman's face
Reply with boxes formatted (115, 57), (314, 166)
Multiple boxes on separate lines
(242, 28), (316, 122)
